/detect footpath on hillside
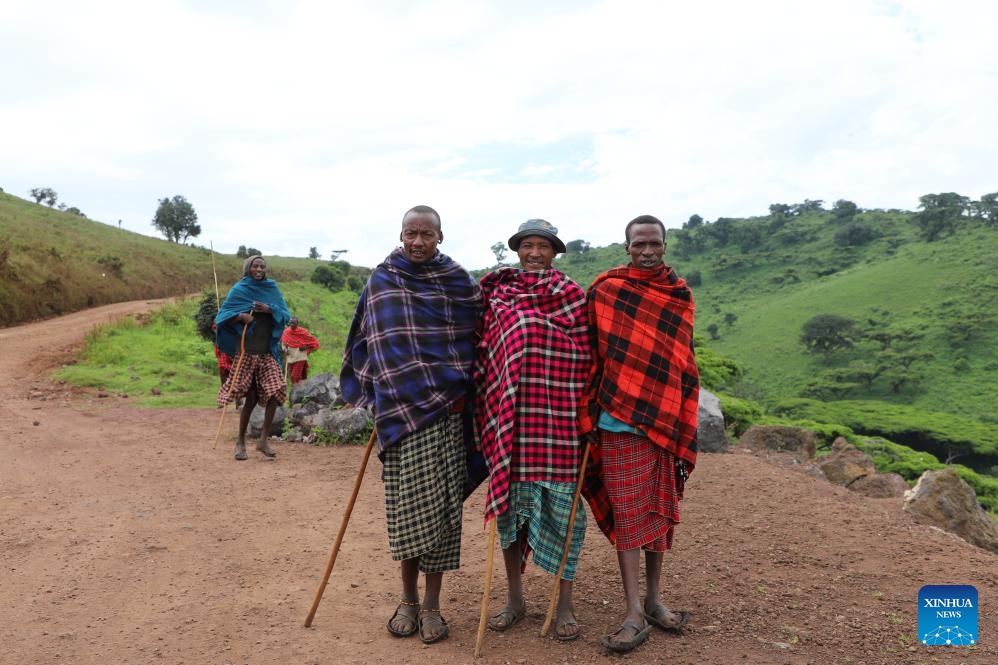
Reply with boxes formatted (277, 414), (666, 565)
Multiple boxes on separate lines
(1, 301), (995, 665)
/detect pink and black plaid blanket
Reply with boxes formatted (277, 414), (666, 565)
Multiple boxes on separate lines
(475, 267), (590, 524)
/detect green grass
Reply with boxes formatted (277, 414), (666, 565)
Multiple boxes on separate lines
(54, 284), (361, 408)
(56, 300), (220, 407)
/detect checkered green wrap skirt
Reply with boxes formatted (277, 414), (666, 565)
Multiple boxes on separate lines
(496, 480), (587, 581)
(382, 413), (466, 572)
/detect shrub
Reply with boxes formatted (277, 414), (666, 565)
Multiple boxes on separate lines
(193, 291), (219, 342)
(717, 393), (763, 436)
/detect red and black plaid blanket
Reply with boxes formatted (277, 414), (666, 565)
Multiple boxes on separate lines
(280, 325), (320, 352)
(580, 264), (700, 540)
(475, 267), (590, 524)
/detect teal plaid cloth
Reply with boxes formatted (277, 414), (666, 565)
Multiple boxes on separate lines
(496, 480), (587, 581)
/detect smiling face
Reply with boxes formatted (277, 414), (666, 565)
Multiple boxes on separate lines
(516, 235), (556, 271)
(248, 257), (267, 280)
(625, 223), (666, 269)
(400, 210), (442, 264)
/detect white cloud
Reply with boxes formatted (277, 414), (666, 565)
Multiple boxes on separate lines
(2, 0), (997, 271)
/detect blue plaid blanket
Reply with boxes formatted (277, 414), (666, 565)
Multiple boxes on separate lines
(341, 248), (481, 463)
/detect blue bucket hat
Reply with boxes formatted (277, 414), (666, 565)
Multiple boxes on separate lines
(507, 218), (567, 254)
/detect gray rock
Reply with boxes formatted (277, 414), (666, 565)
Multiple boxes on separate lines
(248, 404), (286, 437)
(697, 389), (730, 453)
(903, 469), (998, 554)
(290, 373), (340, 407)
(311, 407), (372, 442)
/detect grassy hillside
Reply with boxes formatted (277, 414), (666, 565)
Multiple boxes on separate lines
(0, 192), (324, 325)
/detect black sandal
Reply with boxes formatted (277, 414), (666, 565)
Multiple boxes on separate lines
(418, 608), (450, 644)
(386, 599), (420, 637)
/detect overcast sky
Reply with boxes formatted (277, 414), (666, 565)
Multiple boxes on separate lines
(2, 0), (996, 270)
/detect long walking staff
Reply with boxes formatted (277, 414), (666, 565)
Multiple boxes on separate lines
(304, 428), (377, 627)
(540, 442), (592, 637)
(474, 518), (498, 658)
(209, 241), (220, 306)
(211, 321), (248, 449)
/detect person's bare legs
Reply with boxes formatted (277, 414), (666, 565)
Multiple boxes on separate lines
(388, 558), (421, 635)
(610, 548), (647, 641)
(256, 396), (277, 457)
(643, 550), (686, 628)
(233, 386), (256, 460)
(419, 570), (448, 642)
(488, 530), (527, 630)
(555, 578), (579, 640)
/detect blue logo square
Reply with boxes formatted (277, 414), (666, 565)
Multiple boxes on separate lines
(919, 585), (978, 646)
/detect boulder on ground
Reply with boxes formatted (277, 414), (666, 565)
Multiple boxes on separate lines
(248, 404), (286, 437)
(849, 472), (910, 498)
(903, 469), (998, 554)
(697, 389), (729, 453)
(311, 407), (372, 442)
(738, 425), (816, 463)
(819, 437), (876, 486)
(290, 373), (340, 407)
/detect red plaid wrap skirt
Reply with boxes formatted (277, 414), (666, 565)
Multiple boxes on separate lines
(600, 430), (681, 552)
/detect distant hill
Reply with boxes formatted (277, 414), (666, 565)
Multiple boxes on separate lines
(0, 192), (323, 326)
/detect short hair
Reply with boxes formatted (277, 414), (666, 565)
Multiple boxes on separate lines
(624, 214), (667, 245)
(402, 205), (442, 230)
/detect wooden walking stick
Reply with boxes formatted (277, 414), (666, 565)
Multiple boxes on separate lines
(209, 240), (220, 306)
(211, 319), (249, 449)
(540, 442), (591, 637)
(304, 428), (377, 627)
(474, 518), (498, 657)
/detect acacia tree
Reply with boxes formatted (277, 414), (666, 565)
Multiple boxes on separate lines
(152, 195), (201, 243)
(971, 192), (998, 226)
(490, 241), (507, 266)
(800, 313), (856, 355)
(914, 192), (969, 241)
(30, 187), (58, 207)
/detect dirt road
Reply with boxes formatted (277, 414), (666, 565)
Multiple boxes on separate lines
(1, 301), (995, 664)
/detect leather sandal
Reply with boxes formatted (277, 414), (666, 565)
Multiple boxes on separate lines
(386, 599), (420, 637)
(418, 608), (449, 644)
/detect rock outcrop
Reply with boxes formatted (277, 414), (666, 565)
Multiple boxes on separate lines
(697, 389), (730, 453)
(903, 469), (998, 554)
(738, 425), (816, 463)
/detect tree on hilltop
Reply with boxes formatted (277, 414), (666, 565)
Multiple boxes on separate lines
(152, 195), (201, 243)
(30, 187), (58, 207)
(914, 192), (969, 241)
(490, 241), (507, 266)
(971, 191), (998, 226)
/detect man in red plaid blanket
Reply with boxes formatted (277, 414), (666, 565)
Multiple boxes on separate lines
(580, 215), (699, 653)
(475, 219), (590, 641)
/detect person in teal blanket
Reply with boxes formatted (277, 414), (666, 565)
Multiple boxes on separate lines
(215, 255), (292, 460)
